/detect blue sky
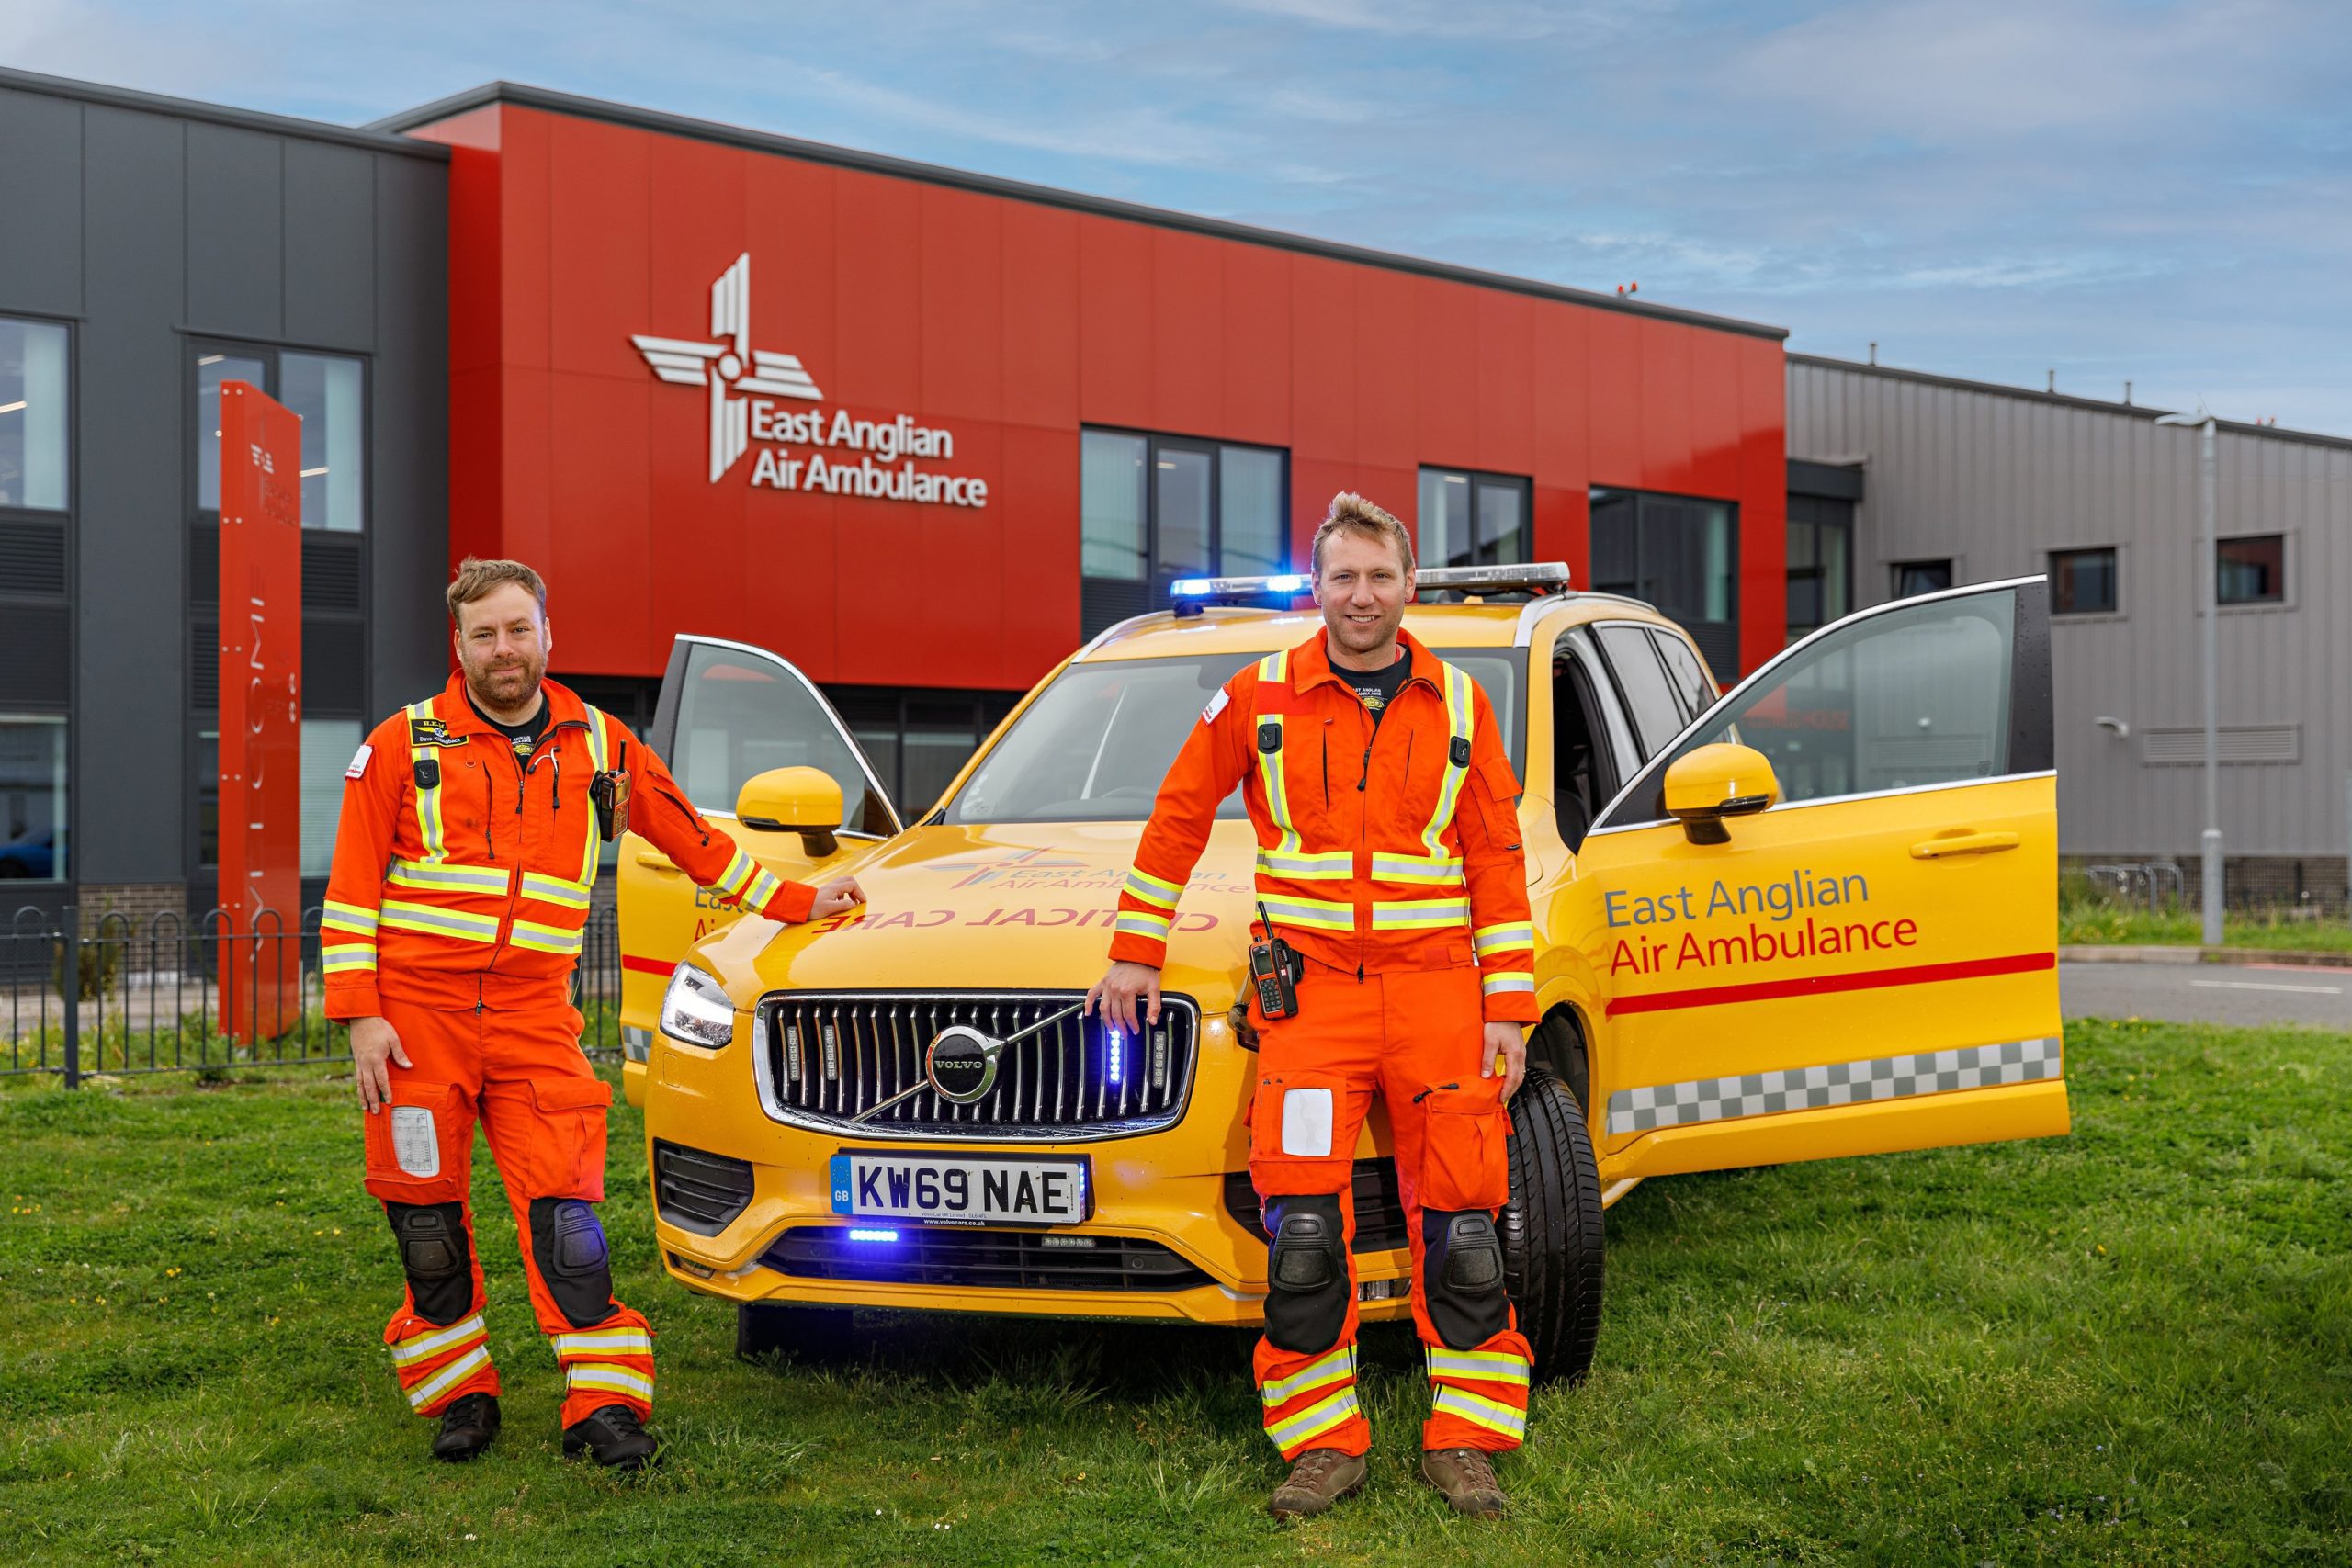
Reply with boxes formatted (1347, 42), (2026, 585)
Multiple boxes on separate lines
(11, 0), (2347, 433)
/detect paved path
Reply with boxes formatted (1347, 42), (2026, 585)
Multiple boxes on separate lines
(2062, 959), (2352, 1029)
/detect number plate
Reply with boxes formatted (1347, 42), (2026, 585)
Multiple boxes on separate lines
(829, 1150), (1091, 1227)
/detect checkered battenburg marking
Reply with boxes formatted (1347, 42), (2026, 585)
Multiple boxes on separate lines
(1605, 1037), (2061, 1134)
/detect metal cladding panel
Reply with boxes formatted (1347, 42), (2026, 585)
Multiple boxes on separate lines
(282, 139), (378, 350)
(370, 152), (451, 706)
(0, 88), (84, 314)
(186, 121), (283, 338)
(1790, 357), (2352, 858)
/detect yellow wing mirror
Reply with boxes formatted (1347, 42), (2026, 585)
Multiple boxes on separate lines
(735, 766), (843, 857)
(1661, 743), (1780, 845)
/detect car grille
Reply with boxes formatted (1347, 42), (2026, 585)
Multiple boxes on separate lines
(1223, 1157), (1412, 1255)
(757, 991), (1198, 1140)
(762, 1225), (1211, 1293)
(652, 1139), (755, 1235)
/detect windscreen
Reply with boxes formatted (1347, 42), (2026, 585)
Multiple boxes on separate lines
(945, 649), (1522, 826)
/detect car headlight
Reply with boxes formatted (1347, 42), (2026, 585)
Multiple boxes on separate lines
(659, 963), (736, 1050)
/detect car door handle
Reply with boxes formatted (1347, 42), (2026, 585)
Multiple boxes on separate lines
(634, 849), (678, 870)
(1910, 830), (2020, 859)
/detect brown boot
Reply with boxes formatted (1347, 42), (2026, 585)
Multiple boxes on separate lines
(1268, 1447), (1367, 1520)
(1420, 1446), (1509, 1517)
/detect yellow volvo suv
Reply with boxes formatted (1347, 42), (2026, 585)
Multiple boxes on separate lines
(620, 567), (2067, 1382)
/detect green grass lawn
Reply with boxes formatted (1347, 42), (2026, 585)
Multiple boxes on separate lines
(3, 1020), (2347, 1566)
(2058, 903), (2352, 953)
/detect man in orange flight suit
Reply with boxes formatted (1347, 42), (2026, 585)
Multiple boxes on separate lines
(1090, 494), (1540, 1520)
(323, 558), (863, 1467)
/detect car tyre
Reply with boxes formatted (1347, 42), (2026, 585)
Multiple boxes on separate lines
(735, 1303), (856, 1363)
(1501, 1065), (1604, 1385)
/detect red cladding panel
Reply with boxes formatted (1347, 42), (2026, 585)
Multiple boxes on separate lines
(1150, 228), (1224, 436)
(1220, 243), (1289, 444)
(1287, 255), (1355, 461)
(1000, 204), (1080, 431)
(921, 185), (1003, 422)
(1414, 279), (1478, 468)
(1079, 219), (1153, 429)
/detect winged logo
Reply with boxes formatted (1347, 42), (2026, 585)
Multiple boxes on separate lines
(631, 254), (823, 483)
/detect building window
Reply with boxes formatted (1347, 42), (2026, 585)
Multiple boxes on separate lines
(195, 345), (366, 529)
(2049, 547), (2118, 615)
(1589, 489), (1739, 676)
(0, 715), (67, 882)
(300, 718), (364, 878)
(829, 685), (1023, 819)
(1080, 429), (1288, 635)
(1418, 468), (1530, 570)
(0, 319), (69, 512)
(2217, 534), (2284, 605)
(1785, 497), (1851, 640)
(1893, 559), (1953, 598)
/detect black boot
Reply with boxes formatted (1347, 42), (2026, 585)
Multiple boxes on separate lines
(562, 1404), (658, 1470)
(431, 1392), (501, 1461)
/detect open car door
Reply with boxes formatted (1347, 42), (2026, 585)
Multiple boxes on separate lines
(616, 634), (899, 1103)
(1571, 578), (2067, 1180)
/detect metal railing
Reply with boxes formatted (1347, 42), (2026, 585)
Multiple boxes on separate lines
(4, 903), (624, 1086)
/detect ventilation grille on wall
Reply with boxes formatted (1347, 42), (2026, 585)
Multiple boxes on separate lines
(0, 604), (70, 705)
(0, 522), (68, 596)
(302, 536), (363, 612)
(2141, 725), (2300, 765)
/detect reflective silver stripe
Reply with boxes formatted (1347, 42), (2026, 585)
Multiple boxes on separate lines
(1264, 1386), (1362, 1451)
(322, 947), (378, 974)
(1369, 897), (1470, 930)
(406, 701), (449, 861)
(322, 899), (379, 933)
(1259, 895), (1354, 931)
(390, 1314), (488, 1368)
(567, 1362), (654, 1400)
(552, 1327), (653, 1357)
(522, 872), (594, 909)
(1261, 1345), (1356, 1406)
(389, 859), (510, 895)
(1481, 972), (1535, 995)
(1427, 1348), (1530, 1386)
(1369, 852), (1464, 886)
(741, 868), (786, 911)
(508, 919), (584, 956)
(1473, 921), (1535, 955)
(405, 1343), (492, 1408)
(1124, 868), (1182, 910)
(579, 707), (612, 884)
(1257, 849), (1355, 881)
(1430, 1384), (1526, 1438)
(379, 900), (502, 942)
(1417, 661), (1475, 859)
(1605, 1035), (2064, 1134)
(1114, 911), (1171, 940)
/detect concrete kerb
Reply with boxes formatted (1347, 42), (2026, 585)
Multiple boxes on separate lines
(2059, 944), (2352, 970)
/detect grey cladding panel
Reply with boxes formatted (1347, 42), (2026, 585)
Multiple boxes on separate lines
(282, 139), (376, 349)
(368, 153), (449, 706)
(186, 121), (282, 337)
(0, 88), (84, 314)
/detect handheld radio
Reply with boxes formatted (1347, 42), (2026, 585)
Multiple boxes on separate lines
(1249, 901), (1303, 1020)
(591, 740), (633, 842)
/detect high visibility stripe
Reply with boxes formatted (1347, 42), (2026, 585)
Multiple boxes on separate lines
(1427, 1348), (1531, 1386)
(567, 1362), (655, 1401)
(1417, 662), (1475, 859)
(388, 859), (510, 896)
(322, 946), (379, 974)
(1481, 971), (1536, 996)
(552, 1327), (654, 1358)
(322, 899), (379, 935)
(390, 1314), (488, 1369)
(1123, 868), (1183, 911)
(522, 871), (595, 909)
(508, 919), (585, 956)
(1114, 910), (1171, 941)
(1265, 1386), (1363, 1453)
(1260, 1345), (1356, 1407)
(405, 1343), (493, 1409)
(1369, 852), (1464, 886)
(741, 868), (786, 912)
(1473, 922), (1536, 956)
(1257, 849), (1356, 881)
(1430, 1384), (1527, 1439)
(1258, 895), (1355, 931)
(1370, 897), (1471, 931)
(1255, 714), (1300, 858)
(379, 900), (502, 943)
(578, 708), (612, 885)
(713, 849), (767, 907)
(406, 701), (449, 861)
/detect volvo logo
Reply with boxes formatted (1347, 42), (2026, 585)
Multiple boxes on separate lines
(924, 1024), (1001, 1105)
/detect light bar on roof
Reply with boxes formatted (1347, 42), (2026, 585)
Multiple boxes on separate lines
(1170, 573), (1311, 598)
(1414, 562), (1572, 592)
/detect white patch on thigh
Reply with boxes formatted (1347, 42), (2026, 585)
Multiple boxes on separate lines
(390, 1105), (441, 1178)
(1280, 1087), (1334, 1157)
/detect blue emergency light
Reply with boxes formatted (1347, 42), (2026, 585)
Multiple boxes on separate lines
(847, 1227), (899, 1243)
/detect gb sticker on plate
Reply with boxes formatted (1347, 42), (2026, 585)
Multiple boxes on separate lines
(390, 1105), (440, 1178)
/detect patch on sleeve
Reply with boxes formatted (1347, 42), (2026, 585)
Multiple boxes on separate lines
(345, 743), (373, 780)
(1201, 688), (1230, 725)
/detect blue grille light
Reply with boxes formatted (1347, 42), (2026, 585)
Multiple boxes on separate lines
(1104, 1021), (1125, 1085)
(847, 1227), (899, 1242)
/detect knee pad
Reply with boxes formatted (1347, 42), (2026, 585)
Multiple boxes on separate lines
(528, 1197), (616, 1328)
(1262, 1194), (1350, 1354)
(386, 1201), (473, 1326)
(1422, 1209), (1509, 1349)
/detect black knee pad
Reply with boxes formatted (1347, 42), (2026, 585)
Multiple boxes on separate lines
(528, 1197), (616, 1328)
(386, 1201), (472, 1326)
(1422, 1208), (1509, 1349)
(1262, 1194), (1350, 1354)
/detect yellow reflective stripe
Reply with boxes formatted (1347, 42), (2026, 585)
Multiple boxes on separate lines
(567, 1362), (654, 1401)
(1473, 922), (1535, 955)
(579, 708), (612, 884)
(1418, 662), (1474, 858)
(1370, 897), (1470, 931)
(405, 1343), (492, 1408)
(552, 1327), (653, 1358)
(406, 701), (448, 860)
(390, 1314), (488, 1368)
(508, 919), (585, 955)
(1255, 714), (1300, 856)
(1261, 1345), (1356, 1407)
(322, 898), (379, 934)
(1430, 1384), (1527, 1438)
(321, 946), (378, 974)
(379, 900), (502, 943)
(1258, 895), (1355, 931)
(1257, 850), (1355, 881)
(1258, 649), (1289, 686)
(1369, 852), (1464, 886)
(1427, 1348), (1531, 1386)
(741, 869), (785, 912)
(1114, 911), (1171, 941)
(1123, 868), (1182, 911)
(522, 872), (594, 910)
(714, 849), (763, 903)
(1266, 1386), (1362, 1452)
(1482, 971), (1536, 995)
(389, 859), (510, 895)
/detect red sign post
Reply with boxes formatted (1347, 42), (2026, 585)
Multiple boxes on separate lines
(218, 381), (304, 1043)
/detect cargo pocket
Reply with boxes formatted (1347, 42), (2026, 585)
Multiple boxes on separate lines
(527, 1075), (613, 1201)
(1418, 1080), (1510, 1211)
(1474, 755), (1524, 847)
(363, 1080), (460, 1199)
(1249, 1071), (1351, 1195)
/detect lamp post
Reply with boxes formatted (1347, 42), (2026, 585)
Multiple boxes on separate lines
(2154, 404), (2222, 945)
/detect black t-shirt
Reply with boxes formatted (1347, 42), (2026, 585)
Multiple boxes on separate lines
(1346, 647), (1411, 727)
(468, 692), (549, 762)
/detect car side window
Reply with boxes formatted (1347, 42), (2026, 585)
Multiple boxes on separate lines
(1593, 624), (1685, 760)
(673, 642), (896, 836)
(1648, 628), (1715, 721)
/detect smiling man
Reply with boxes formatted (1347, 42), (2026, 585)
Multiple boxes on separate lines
(322, 557), (862, 1467)
(1089, 494), (1541, 1519)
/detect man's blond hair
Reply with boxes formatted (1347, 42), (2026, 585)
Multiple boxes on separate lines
(446, 557), (547, 627)
(1310, 492), (1415, 577)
